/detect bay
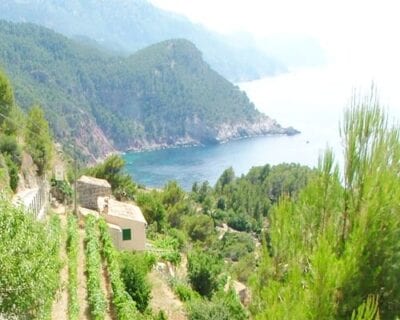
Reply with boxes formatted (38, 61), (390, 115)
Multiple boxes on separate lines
(124, 65), (400, 190)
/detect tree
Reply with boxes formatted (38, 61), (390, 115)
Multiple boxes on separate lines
(188, 250), (222, 298)
(25, 105), (53, 176)
(85, 155), (136, 200)
(0, 69), (15, 134)
(251, 90), (400, 319)
(119, 252), (152, 313)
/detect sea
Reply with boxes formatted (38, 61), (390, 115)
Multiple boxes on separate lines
(124, 65), (400, 190)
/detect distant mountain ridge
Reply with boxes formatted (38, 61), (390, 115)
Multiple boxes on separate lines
(0, 0), (286, 81)
(0, 21), (297, 161)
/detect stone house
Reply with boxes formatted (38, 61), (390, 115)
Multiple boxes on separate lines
(77, 175), (147, 251)
(97, 197), (147, 251)
(77, 175), (111, 210)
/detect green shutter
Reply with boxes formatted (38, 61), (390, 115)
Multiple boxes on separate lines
(122, 228), (132, 241)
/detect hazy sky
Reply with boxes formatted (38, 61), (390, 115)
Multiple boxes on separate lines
(149, 0), (400, 71)
(149, 0), (400, 113)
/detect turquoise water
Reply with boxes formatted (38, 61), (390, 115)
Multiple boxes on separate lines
(123, 132), (338, 190)
(123, 71), (400, 190)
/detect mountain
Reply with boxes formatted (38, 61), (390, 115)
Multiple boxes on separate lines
(0, 21), (297, 161)
(0, 0), (286, 82)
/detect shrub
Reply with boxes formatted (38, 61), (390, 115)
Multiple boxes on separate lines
(187, 250), (222, 298)
(119, 252), (152, 313)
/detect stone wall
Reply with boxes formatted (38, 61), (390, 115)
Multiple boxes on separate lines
(77, 176), (111, 210)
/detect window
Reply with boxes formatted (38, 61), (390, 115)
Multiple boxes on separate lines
(122, 228), (132, 241)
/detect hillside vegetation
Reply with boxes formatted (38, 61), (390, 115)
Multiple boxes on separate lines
(0, 0), (285, 82)
(0, 20), (294, 161)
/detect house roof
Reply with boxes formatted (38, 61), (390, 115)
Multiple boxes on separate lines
(98, 197), (147, 225)
(78, 175), (111, 188)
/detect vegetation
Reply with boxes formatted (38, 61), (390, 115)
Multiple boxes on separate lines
(85, 215), (107, 319)
(0, 198), (62, 319)
(187, 250), (223, 298)
(25, 105), (53, 175)
(0, 20), (284, 161)
(0, 0), (284, 82)
(66, 214), (80, 320)
(119, 251), (155, 313)
(98, 218), (140, 319)
(250, 93), (400, 319)
(85, 155), (136, 200)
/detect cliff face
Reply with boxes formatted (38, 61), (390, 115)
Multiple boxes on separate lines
(122, 116), (298, 152)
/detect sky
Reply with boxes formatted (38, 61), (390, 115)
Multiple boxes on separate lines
(149, 0), (400, 73)
(149, 0), (400, 114)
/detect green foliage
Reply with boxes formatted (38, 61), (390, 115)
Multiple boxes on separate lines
(85, 215), (107, 319)
(187, 290), (247, 320)
(119, 252), (153, 313)
(98, 219), (140, 319)
(0, 68), (16, 134)
(351, 296), (380, 320)
(187, 250), (222, 298)
(0, 134), (22, 166)
(51, 178), (73, 204)
(85, 155), (136, 200)
(217, 232), (255, 261)
(0, 199), (61, 319)
(152, 234), (181, 265)
(231, 253), (257, 284)
(4, 154), (19, 191)
(25, 105), (53, 176)
(171, 280), (201, 302)
(0, 154), (11, 194)
(137, 191), (166, 232)
(67, 215), (80, 320)
(190, 163), (314, 234)
(184, 214), (215, 242)
(251, 92), (400, 319)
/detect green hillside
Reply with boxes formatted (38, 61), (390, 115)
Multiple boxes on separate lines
(0, 20), (294, 161)
(0, 0), (286, 81)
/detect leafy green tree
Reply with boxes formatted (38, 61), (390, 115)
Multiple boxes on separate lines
(25, 105), (53, 176)
(188, 250), (222, 298)
(119, 252), (153, 313)
(85, 155), (136, 200)
(137, 191), (166, 232)
(185, 214), (214, 242)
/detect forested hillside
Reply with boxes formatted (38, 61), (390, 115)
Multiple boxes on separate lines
(0, 0), (285, 81)
(0, 21), (295, 161)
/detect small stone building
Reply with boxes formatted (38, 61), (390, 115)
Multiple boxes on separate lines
(98, 197), (147, 251)
(77, 175), (111, 210)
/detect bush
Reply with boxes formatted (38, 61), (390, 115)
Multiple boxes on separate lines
(4, 155), (19, 192)
(185, 214), (214, 242)
(119, 252), (153, 313)
(51, 178), (73, 204)
(187, 290), (247, 320)
(218, 232), (255, 261)
(187, 250), (222, 298)
(0, 134), (22, 166)
(172, 281), (200, 302)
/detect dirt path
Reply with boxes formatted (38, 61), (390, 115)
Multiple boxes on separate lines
(51, 214), (68, 320)
(77, 227), (90, 320)
(99, 260), (113, 320)
(149, 270), (187, 320)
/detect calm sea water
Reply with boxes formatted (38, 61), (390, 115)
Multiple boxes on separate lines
(124, 66), (400, 190)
